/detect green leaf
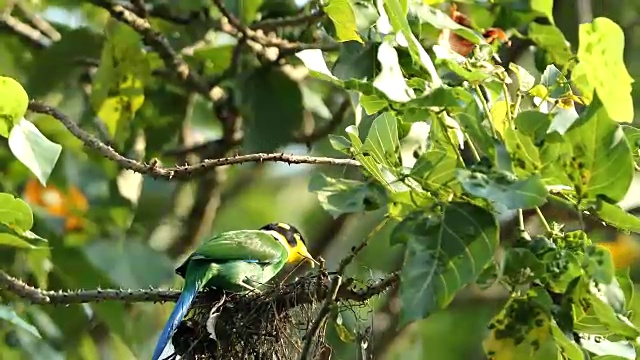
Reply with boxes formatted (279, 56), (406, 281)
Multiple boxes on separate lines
(504, 127), (541, 177)
(325, 0), (363, 43)
(0, 76), (29, 137)
(399, 202), (499, 325)
(363, 112), (401, 169)
(373, 42), (415, 102)
(0, 305), (41, 338)
(360, 94), (388, 115)
(584, 245), (615, 285)
(531, 0), (555, 24)
(296, 49), (343, 85)
(447, 88), (495, 156)
(90, 19), (149, 139)
(528, 23), (573, 66)
(411, 147), (459, 188)
(383, 0), (442, 86)
(589, 199), (640, 234)
(509, 63), (535, 92)
(346, 125), (391, 189)
(240, 67), (304, 152)
(490, 100), (508, 138)
(308, 173), (385, 218)
(514, 111), (551, 143)
(0, 193), (33, 231)
(564, 96), (634, 201)
(456, 170), (548, 210)
(8, 118), (62, 186)
(328, 134), (351, 153)
(575, 17), (634, 122)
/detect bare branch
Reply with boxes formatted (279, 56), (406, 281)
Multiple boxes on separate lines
(300, 275), (341, 360)
(28, 101), (359, 180)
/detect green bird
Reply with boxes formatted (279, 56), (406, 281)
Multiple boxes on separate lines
(151, 222), (315, 360)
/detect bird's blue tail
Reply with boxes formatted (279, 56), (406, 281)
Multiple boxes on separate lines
(152, 262), (213, 360)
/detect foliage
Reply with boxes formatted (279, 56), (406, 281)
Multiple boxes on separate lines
(0, 0), (640, 360)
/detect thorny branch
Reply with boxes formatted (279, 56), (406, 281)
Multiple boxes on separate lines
(28, 101), (360, 180)
(0, 269), (398, 306)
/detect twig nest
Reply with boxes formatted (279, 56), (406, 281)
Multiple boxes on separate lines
(172, 275), (328, 360)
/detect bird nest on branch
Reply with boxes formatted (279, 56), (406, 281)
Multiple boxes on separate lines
(171, 273), (332, 360)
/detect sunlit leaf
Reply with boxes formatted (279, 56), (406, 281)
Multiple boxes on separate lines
(574, 17), (634, 123)
(528, 23), (573, 66)
(8, 118), (62, 186)
(90, 19), (150, 139)
(325, 0), (363, 43)
(0, 76), (29, 138)
(399, 202), (498, 325)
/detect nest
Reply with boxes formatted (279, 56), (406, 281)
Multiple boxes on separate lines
(170, 274), (331, 360)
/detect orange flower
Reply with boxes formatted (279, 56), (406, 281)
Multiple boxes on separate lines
(22, 179), (88, 231)
(439, 4), (510, 57)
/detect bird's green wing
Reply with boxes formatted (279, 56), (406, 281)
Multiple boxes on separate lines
(193, 230), (287, 263)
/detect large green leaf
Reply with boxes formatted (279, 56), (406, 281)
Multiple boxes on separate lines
(528, 23), (573, 67)
(589, 200), (640, 234)
(363, 112), (401, 169)
(239, 67), (304, 152)
(564, 96), (634, 201)
(90, 19), (149, 139)
(0, 193), (33, 231)
(8, 118), (62, 186)
(324, 0), (363, 43)
(0, 76), (29, 138)
(574, 18), (634, 123)
(399, 202), (499, 325)
(308, 173), (386, 218)
(457, 170), (548, 210)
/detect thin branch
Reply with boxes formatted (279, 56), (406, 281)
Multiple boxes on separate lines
(0, 268), (397, 305)
(28, 101), (359, 180)
(15, 1), (61, 41)
(250, 10), (325, 31)
(0, 12), (50, 48)
(86, 0), (213, 100)
(212, 0), (337, 58)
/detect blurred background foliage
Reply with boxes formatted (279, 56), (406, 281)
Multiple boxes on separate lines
(0, 0), (639, 359)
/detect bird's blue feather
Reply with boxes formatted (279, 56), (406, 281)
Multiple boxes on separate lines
(151, 280), (197, 360)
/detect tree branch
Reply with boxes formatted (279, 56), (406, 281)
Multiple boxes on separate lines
(0, 268), (397, 306)
(250, 10), (325, 31)
(28, 101), (359, 180)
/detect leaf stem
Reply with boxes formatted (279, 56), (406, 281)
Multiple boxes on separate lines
(474, 84), (497, 137)
(535, 207), (551, 232)
(518, 209), (525, 231)
(464, 133), (481, 162)
(502, 82), (513, 123)
(513, 93), (523, 118)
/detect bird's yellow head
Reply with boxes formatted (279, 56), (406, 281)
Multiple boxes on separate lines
(260, 222), (316, 267)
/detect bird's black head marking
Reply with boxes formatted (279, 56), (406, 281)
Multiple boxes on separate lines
(260, 222), (306, 248)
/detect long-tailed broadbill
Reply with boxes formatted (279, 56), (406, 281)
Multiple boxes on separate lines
(151, 222), (315, 360)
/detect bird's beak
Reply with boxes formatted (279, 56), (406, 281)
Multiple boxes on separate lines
(299, 249), (318, 268)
